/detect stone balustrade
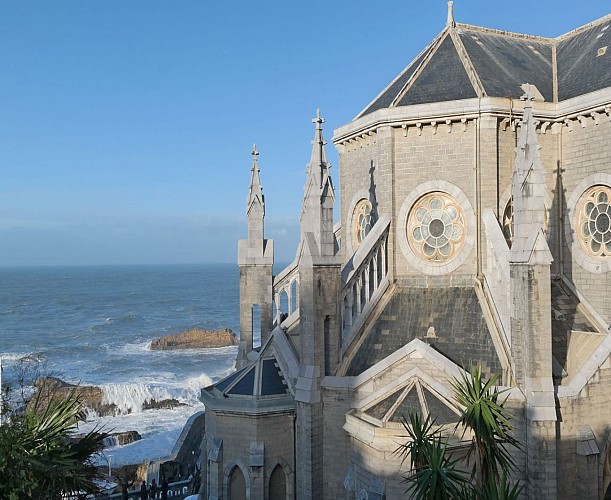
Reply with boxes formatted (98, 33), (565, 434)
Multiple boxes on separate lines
(340, 214), (390, 349)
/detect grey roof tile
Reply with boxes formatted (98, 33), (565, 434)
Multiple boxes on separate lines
(345, 286), (500, 377)
(458, 29), (553, 101)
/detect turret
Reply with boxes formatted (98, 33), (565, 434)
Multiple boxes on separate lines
(236, 145), (274, 369)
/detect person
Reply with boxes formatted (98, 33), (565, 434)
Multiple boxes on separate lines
(161, 476), (169, 500)
(149, 478), (157, 499)
(121, 482), (129, 500)
(139, 480), (148, 500)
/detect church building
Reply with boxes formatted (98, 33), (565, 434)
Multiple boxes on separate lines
(199, 4), (611, 498)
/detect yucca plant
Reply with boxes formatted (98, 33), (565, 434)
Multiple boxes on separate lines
(0, 388), (106, 499)
(402, 435), (469, 500)
(451, 366), (521, 490)
(396, 411), (442, 472)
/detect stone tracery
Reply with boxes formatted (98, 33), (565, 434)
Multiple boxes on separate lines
(407, 192), (465, 263)
(577, 185), (611, 258)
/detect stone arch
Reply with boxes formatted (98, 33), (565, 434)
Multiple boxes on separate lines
(290, 278), (299, 314)
(223, 461), (250, 500)
(266, 457), (294, 500)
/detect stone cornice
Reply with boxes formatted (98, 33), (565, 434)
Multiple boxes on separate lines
(333, 88), (611, 145)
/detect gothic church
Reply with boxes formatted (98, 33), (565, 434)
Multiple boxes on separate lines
(199, 4), (611, 499)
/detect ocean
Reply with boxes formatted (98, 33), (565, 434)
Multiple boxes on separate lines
(0, 263), (243, 467)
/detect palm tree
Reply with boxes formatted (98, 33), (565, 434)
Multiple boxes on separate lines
(0, 389), (106, 499)
(396, 412), (442, 472)
(401, 436), (469, 500)
(451, 366), (521, 489)
(398, 367), (522, 498)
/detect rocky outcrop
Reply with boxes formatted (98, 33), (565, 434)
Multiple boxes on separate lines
(33, 377), (183, 416)
(104, 430), (142, 447)
(149, 328), (237, 350)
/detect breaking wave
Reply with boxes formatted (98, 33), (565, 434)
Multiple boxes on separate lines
(100, 374), (213, 415)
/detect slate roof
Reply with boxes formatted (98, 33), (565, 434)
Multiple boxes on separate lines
(357, 14), (611, 118)
(345, 286), (501, 377)
(551, 280), (599, 377)
(204, 355), (289, 399)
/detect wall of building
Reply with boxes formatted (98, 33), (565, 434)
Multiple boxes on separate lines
(204, 409), (295, 499)
(556, 353), (611, 499)
(560, 117), (611, 323)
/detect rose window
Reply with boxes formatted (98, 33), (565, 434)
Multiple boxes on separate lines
(407, 193), (465, 263)
(577, 185), (611, 258)
(353, 199), (374, 246)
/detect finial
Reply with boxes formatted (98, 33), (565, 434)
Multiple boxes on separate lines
(252, 143), (259, 158)
(520, 83), (537, 110)
(312, 108), (325, 129)
(447, 1), (455, 27)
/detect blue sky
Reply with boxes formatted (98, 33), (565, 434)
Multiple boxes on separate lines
(1, 1), (608, 266)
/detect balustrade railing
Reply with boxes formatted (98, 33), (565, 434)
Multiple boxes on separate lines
(97, 478), (193, 499)
(340, 214), (390, 349)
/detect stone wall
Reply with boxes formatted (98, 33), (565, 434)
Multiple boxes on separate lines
(560, 118), (611, 323)
(204, 409), (295, 500)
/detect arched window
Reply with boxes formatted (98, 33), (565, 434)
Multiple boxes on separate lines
(229, 465), (246, 500)
(353, 199), (374, 248)
(269, 464), (287, 500)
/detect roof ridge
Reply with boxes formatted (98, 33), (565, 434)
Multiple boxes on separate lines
(456, 23), (553, 43)
(354, 27), (447, 120)
(555, 13), (611, 41)
(448, 27), (486, 98)
(390, 29), (451, 107)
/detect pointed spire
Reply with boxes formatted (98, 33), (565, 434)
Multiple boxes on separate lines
(510, 84), (552, 264)
(247, 144), (264, 210)
(246, 144), (265, 240)
(300, 109), (336, 258)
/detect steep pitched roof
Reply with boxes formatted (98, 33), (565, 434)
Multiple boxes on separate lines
(356, 13), (611, 119)
(344, 286), (501, 377)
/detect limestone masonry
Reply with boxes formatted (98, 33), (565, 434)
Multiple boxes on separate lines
(197, 4), (611, 499)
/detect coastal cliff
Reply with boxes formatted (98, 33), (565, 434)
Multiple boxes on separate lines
(149, 328), (237, 350)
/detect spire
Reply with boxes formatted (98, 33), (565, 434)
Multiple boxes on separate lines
(510, 84), (552, 264)
(308, 109), (330, 188)
(446, 1), (455, 27)
(246, 144), (265, 240)
(300, 109), (336, 258)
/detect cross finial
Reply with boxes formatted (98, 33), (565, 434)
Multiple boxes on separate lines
(251, 143), (259, 158)
(312, 108), (325, 129)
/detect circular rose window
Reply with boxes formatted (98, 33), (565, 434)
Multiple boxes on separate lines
(353, 199), (374, 247)
(577, 185), (611, 258)
(407, 193), (465, 263)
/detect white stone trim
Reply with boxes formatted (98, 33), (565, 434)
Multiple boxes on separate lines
(565, 173), (611, 274)
(397, 181), (475, 275)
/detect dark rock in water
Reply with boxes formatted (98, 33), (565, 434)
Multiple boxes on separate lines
(103, 430), (142, 447)
(142, 398), (184, 410)
(149, 328), (237, 350)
